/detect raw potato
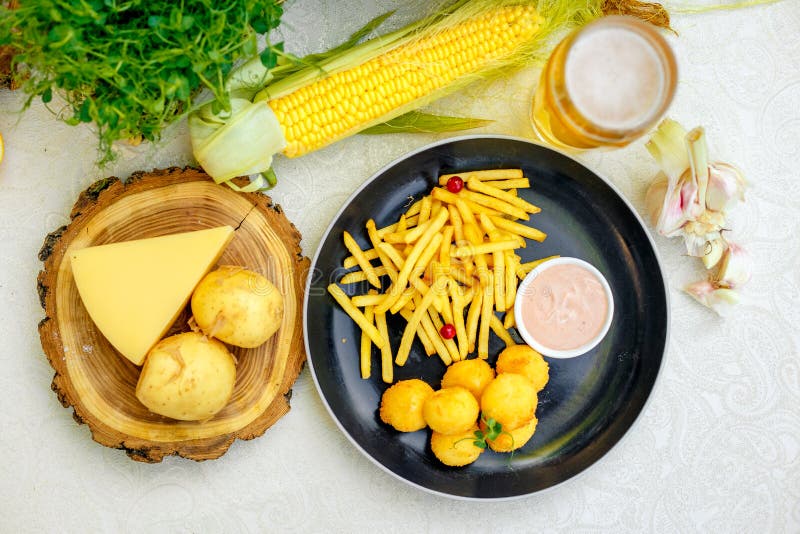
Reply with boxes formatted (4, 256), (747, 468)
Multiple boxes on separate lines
(191, 265), (284, 348)
(496, 345), (550, 392)
(440, 358), (495, 400)
(430, 425), (484, 467)
(136, 332), (236, 421)
(422, 386), (479, 435)
(379, 379), (435, 432)
(480, 373), (537, 431)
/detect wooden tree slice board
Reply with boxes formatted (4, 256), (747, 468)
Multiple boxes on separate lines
(37, 167), (309, 462)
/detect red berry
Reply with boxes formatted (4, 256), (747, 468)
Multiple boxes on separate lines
(440, 324), (456, 339)
(446, 176), (464, 193)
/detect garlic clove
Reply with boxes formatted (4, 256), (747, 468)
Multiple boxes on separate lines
(706, 162), (747, 213)
(656, 170), (698, 237)
(686, 127), (710, 216)
(716, 242), (752, 288)
(685, 280), (740, 316)
(702, 237), (727, 269)
(645, 173), (668, 228)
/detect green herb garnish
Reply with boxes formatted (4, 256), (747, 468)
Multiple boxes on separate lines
(471, 416), (503, 450)
(0, 0), (284, 163)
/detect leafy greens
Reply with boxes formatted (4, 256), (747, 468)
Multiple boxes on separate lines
(0, 0), (284, 162)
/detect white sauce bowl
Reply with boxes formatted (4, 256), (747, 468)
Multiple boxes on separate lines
(514, 257), (614, 359)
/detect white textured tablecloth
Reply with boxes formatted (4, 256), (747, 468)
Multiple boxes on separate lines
(1, 1), (798, 531)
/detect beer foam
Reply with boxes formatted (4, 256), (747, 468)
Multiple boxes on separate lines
(565, 26), (665, 131)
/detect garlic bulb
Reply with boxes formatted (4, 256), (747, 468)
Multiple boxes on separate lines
(644, 118), (751, 314)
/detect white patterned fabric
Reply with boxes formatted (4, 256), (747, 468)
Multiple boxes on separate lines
(0, 0), (797, 531)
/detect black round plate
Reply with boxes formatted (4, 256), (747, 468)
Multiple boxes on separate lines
(304, 136), (668, 500)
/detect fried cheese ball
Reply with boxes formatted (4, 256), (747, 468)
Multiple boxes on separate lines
(422, 386), (480, 435)
(480, 373), (537, 431)
(440, 358), (495, 400)
(496, 345), (550, 392)
(430, 425), (484, 467)
(485, 415), (538, 453)
(379, 379), (435, 432)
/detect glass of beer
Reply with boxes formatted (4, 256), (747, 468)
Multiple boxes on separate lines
(530, 16), (677, 150)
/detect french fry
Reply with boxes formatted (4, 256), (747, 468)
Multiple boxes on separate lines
(399, 308), (435, 356)
(503, 308), (516, 329)
(462, 223), (489, 286)
(376, 214), (419, 238)
(439, 226), (454, 268)
(428, 307), (461, 363)
(439, 291), (454, 325)
(352, 293), (385, 307)
(460, 189), (528, 220)
(447, 264), (475, 287)
(375, 310), (393, 383)
(419, 311), (452, 366)
(395, 278), (441, 366)
(455, 199), (477, 225)
(483, 178), (530, 190)
(384, 219), (431, 244)
(460, 286), (475, 305)
(465, 284), (483, 354)
(333, 167), (550, 378)
(378, 242), (405, 270)
(343, 248), (379, 269)
(339, 266), (388, 284)
(478, 273), (494, 359)
(418, 195), (432, 225)
(505, 251), (517, 311)
(404, 199), (422, 218)
(409, 234), (444, 282)
(492, 246), (505, 312)
(447, 204), (465, 244)
(431, 198), (442, 217)
(489, 315), (515, 347)
(343, 231), (381, 288)
(413, 278), (444, 314)
(478, 212), (496, 236)
(389, 286), (417, 315)
(395, 214), (409, 233)
(431, 187), (502, 217)
(417, 260), (449, 316)
(449, 281), (469, 359)
(327, 284), (384, 348)
(439, 169), (523, 184)
(451, 240), (519, 258)
(360, 297), (376, 379)
(489, 215), (548, 243)
(517, 255), (560, 278)
(477, 214), (505, 311)
(376, 209), (448, 314)
(467, 177), (541, 214)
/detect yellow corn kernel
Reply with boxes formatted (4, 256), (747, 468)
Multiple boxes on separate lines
(268, 5), (540, 158)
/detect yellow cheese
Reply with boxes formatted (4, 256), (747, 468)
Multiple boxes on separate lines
(70, 226), (235, 365)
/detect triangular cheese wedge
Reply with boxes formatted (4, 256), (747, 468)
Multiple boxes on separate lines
(70, 226), (234, 365)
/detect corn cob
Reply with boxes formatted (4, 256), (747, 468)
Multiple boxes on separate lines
(266, 5), (540, 158)
(190, 0), (607, 186)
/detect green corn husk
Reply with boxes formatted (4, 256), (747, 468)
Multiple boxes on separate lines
(361, 111), (493, 135)
(190, 0), (613, 189)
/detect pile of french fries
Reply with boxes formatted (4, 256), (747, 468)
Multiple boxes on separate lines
(327, 169), (558, 383)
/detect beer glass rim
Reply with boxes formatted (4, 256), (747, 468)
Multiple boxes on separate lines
(552, 15), (678, 143)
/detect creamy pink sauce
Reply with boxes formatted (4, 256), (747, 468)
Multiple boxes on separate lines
(520, 264), (608, 351)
